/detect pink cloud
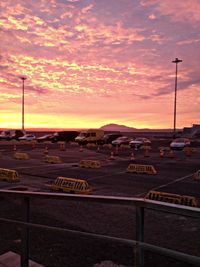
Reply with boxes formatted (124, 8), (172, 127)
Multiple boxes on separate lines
(0, 0), (200, 129)
(142, 0), (200, 24)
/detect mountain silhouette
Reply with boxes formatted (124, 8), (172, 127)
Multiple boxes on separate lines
(100, 123), (172, 132)
(100, 123), (137, 132)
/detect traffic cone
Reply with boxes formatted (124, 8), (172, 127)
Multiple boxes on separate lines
(44, 145), (49, 155)
(108, 144), (112, 150)
(60, 142), (66, 151)
(159, 148), (164, 158)
(185, 147), (191, 157)
(168, 149), (174, 158)
(115, 145), (119, 155)
(32, 142), (36, 150)
(109, 151), (115, 160)
(144, 148), (149, 157)
(13, 145), (17, 151)
(130, 152), (135, 161)
(79, 145), (83, 152)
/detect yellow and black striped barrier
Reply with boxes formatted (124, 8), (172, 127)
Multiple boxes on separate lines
(159, 146), (170, 151)
(127, 164), (157, 174)
(0, 168), (20, 182)
(80, 159), (101, 169)
(180, 195), (198, 207)
(51, 176), (91, 194)
(44, 155), (62, 164)
(14, 152), (29, 160)
(140, 145), (151, 150)
(86, 143), (97, 148)
(145, 191), (198, 207)
(194, 170), (200, 180)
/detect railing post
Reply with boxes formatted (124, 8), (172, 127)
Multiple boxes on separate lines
(135, 206), (144, 267)
(21, 197), (30, 267)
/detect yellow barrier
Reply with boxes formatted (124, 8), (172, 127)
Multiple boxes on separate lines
(127, 164), (156, 174)
(180, 195), (198, 207)
(121, 144), (130, 149)
(51, 177), (91, 194)
(183, 146), (195, 152)
(159, 146), (170, 151)
(44, 155), (62, 164)
(0, 168), (20, 182)
(80, 159), (101, 168)
(14, 152), (29, 160)
(145, 191), (198, 207)
(145, 191), (180, 204)
(141, 145), (151, 150)
(58, 141), (66, 151)
(194, 170), (200, 180)
(86, 143), (97, 148)
(102, 144), (113, 149)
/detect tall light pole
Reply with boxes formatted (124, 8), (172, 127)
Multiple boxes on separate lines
(20, 77), (27, 130)
(172, 58), (182, 138)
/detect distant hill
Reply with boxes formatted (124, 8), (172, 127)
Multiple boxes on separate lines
(100, 123), (137, 132)
(100, 123), (172, 132)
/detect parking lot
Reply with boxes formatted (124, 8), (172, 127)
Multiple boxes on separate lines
(0, 140), (200, 199)
(0, 139), (200, 267)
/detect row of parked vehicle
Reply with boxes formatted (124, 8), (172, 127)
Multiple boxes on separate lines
(0, 130), (79, 143)
(0, 130), (26, 141)
(108, 136), (191, 150)
(0, 129), (191, 150)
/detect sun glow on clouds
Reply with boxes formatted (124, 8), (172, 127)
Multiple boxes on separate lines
(0, 0), (200, 129)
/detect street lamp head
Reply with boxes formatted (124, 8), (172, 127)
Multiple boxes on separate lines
(20, 76), (27, 81)
(172, 58), (183, 64)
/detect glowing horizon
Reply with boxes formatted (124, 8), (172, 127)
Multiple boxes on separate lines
(1, 0), (200, 130)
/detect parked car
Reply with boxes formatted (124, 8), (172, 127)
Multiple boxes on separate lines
(170, 138), (191, 150)
(0, 130), (26, 140)
(112, 136), (131, 147)
(37, 134), (53, 143)
(19, 134), (36, 141)
(50, 131), (79, 143)
(129, 137), (151, 148)
(0, 131), (11, 141)
(102, 133), (122, 144)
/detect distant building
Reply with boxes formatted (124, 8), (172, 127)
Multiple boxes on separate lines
(192, 124), (200, 132)
(182, 124), (200, 137)
(182, 127), (192, 135)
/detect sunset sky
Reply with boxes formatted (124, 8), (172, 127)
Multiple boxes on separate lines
(1, 0), (200, 130)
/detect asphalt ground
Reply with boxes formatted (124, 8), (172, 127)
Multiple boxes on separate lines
(0, 140), (200, 267)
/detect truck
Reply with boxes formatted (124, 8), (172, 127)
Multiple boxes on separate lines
(75, 129), (104, 145)
(50, 131), (79, 143)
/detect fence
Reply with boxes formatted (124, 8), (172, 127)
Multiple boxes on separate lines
(0, 190), (199, 267)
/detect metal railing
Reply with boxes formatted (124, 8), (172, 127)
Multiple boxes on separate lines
(0, 190), (200, 267)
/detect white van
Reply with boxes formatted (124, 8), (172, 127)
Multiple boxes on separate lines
(75, 129), (104, 145)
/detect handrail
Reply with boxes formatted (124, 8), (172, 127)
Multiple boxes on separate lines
(0, 190), (199, 217)
(0, 190), (199, 267)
